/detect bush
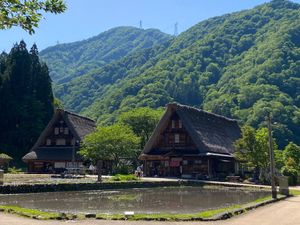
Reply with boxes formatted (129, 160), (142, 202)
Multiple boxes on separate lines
(281, 166), (298, 185)
(114, 164), (134, 175)
(110, 174), (138, 181)
(7, 167), (23, 174)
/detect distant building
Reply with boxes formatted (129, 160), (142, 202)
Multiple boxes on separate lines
(139, 103), (241, 179)
(22, 109), (106, 173)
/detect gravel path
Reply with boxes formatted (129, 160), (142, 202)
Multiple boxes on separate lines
(1, 196), (300, 225)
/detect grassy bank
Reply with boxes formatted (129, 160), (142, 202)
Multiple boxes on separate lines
(0, 195), (285, 221)
(0, 205), (63, 220)
(290, 189), (300, 196)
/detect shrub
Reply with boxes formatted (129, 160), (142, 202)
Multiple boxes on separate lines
(281, 166), (298, 185)
(110, 174), (138, 181)
(114, 164), (134, 175)
(7, 167), (23, 174)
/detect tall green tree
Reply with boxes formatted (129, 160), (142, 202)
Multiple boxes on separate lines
(283, 142), (300, 170)
(79, 124), (140, 182)
(0, 41), (54, 165)
(0, 0), (66, 34)
(118, 107), (163, 148)
(235, 126), (277, 182)
(281, 142), (300, 184)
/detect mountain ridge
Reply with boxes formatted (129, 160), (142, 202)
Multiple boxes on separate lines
(41, 0), (300, 148)
(40, 26), (172, 83)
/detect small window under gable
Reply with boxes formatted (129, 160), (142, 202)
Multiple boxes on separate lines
(172, 120), (176, 128)
(59, 127), (64, 133)
(179, 120), (182, 128)
(64, 127), (69, 135)
(54, 127), (59, 135)
(174, 134), (180, 143)
(46, 139), (51, 146)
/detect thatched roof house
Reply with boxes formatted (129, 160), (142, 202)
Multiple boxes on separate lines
(22, 109), (96, 173)
(140, 103), (241, 179)
(0, 153), (12, 166)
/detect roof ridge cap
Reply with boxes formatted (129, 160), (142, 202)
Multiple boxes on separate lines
(57, 109), (95, 123)
(175, 104), (238, 122)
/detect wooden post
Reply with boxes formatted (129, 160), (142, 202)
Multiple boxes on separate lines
(0, 170), (3, 185)
(97, 160), (102, 182)
(268, 114), (277, 199)
(234, 162), (239, 175)
(207, 158), (212, 178)
(144, 160), (147, 176)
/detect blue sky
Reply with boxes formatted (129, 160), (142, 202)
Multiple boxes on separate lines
(0, 0), (299, 52)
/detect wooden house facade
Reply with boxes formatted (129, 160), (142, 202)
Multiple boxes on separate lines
(22, 109), (111, 174)
(139, 103), (241, 179)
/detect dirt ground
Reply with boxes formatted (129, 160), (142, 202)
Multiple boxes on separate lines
(1, 196), (300, 225)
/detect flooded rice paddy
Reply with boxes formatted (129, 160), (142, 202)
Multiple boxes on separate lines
(0, 186), (270, 214)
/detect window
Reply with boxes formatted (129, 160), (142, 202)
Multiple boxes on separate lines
(59, 127), (64, 133)
(46, 139), (51, 146)
(64, 128), (69, 135)
(54, 127), (59, 135)
(174, 134), (180, 143)
(56, 139), (66, 146)
(172, 120), (175, 128)
(179, 120), (182, 128)
(195, 160), (202, 164)
(54, 162), (66, 168)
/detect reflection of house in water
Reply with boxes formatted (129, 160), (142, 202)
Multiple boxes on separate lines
(139, 103), (241, 179)
(22, 109), (111, 174)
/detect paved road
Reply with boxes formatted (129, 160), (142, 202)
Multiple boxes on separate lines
(1, 196), (300, 225)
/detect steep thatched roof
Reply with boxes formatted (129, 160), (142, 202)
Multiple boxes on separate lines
(62, 110), (96, 140)
(0, 153), (12, 164)
(142, 103), (241, 157)
(0, 153), (12, 160)
(22, 109), (96, 162)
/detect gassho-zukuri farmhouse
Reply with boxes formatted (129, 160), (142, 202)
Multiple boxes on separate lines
(22, 103), (242, 179)
(139, 103), (242, 179)
(22, 109), (111, 174)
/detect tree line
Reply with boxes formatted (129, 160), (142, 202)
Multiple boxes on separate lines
(235, 125), (300, 185)
(0, 41), (54, 165)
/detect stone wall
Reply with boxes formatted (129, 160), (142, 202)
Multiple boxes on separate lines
(0, 180), (202, 194)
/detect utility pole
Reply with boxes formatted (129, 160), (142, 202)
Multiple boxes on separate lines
(267, 113), (277, 199)
(174, 22), (178, 36)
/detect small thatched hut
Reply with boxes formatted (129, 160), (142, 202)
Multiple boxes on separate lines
(0, 153), (12, 168)
(139, 103), (241, 179)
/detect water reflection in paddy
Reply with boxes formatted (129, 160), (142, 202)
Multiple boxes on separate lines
(0, 186), (270, 214)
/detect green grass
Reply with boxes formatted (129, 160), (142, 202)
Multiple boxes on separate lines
(0, 205), (62, 219)
(94, 205), (243, 221)
(252, 195), (272, 203)
(290, 189), (300, 196)
(109, 174), (138, 182)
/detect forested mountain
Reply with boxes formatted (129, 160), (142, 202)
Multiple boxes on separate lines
(0, 41), (54, 164)
(40, 27), (172, 84)
(43, 0), (300, 148)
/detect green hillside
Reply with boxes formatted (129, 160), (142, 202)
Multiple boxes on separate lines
(43, 0), (300, 148)
(40, 26), (172, 83)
